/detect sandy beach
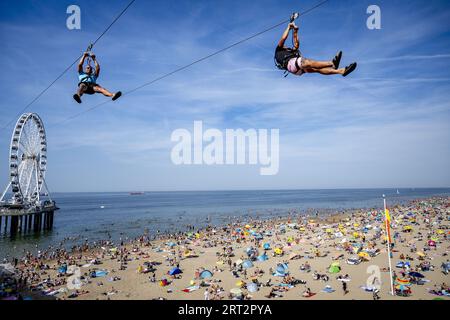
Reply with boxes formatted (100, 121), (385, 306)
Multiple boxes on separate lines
(1, 196), (449, 300)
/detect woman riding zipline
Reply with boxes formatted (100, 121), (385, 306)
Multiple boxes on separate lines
(275, 14), (357, 77)
(73, 51), (122, 104)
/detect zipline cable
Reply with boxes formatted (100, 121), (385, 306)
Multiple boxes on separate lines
(55, 0), (331, 126)
(0, 0), (137, 131)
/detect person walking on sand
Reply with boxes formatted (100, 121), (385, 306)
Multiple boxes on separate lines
(342, 281), (348, 295)
(204, 289), (210, 300)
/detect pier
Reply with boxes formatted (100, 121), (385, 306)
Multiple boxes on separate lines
(0, 202), (58, 237)
(1, 113), (58, 239)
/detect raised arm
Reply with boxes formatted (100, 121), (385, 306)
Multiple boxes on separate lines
(78, 52), (89, 73)
(277, 23), (292, 48)
(91, 53), (100, 77)
(292, 24), (299, 51)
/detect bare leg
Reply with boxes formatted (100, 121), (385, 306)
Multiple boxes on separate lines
(304, 67), (345, 75)
(302, 58), (333, 70)
(77, 83), (88, 97)
(93, 85), (114, 97)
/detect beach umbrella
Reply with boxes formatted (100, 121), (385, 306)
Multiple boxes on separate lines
(408, 271), (424, 278)
(242, 260), (254, 269)
(428, 240), (436, 247)
(168, 267), (182, 276)
(199, 270), (213, 279)
(396, 278), (411, 285)
(274, 248), (283, 255)
(263, 243), (271, 250)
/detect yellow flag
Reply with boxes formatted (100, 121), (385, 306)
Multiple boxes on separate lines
(385, 208), (391, 222)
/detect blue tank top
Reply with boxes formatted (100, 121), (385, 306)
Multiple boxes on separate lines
(78, 72), (97, 84)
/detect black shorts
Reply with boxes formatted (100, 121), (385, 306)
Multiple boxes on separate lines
(78, 82), (100, 95)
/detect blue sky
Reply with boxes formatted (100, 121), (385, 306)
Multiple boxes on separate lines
(0, 0), (449, 192)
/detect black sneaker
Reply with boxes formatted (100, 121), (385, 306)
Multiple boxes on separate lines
(333, 51), (342, 69)
(73, 94), (82, 104)
(343, 62), (357, 77)
(112, 91), (122, 101)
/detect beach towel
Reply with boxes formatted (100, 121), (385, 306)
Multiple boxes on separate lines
(302, 292), (316, 298)
(322, 286), (335, 293)
(94, 270), (108, 277)
(275, 283), (294, 289)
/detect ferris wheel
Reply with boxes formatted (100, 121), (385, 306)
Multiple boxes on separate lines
(2, 113), (48, 206)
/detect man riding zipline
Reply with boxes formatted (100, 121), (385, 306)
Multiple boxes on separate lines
(73, 51), (122, 104)
(275, 13), (357, 77)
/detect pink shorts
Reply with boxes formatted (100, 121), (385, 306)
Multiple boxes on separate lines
(287, 57), (304, 76)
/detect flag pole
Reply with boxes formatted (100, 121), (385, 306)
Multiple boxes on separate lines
(383, 194), (394, 296)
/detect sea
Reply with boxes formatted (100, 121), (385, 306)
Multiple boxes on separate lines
(1, 188), (449, 259)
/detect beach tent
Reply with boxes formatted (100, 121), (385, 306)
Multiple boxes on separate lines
(168, 267), (182, 276)
(263, 243), (271, 250)
(58, 264), (68, 274)
(246, 247), (258, 258)
(167, 242), (177, 247)
(242, 260), (254, 269)
(257, 253), (269, 261)
(328, 262), (341, 273)
(274, 263), (289, 276)
(199, 270), (213, 279)
(254, 233), (263, 240)
(247, 283), (258, 293)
